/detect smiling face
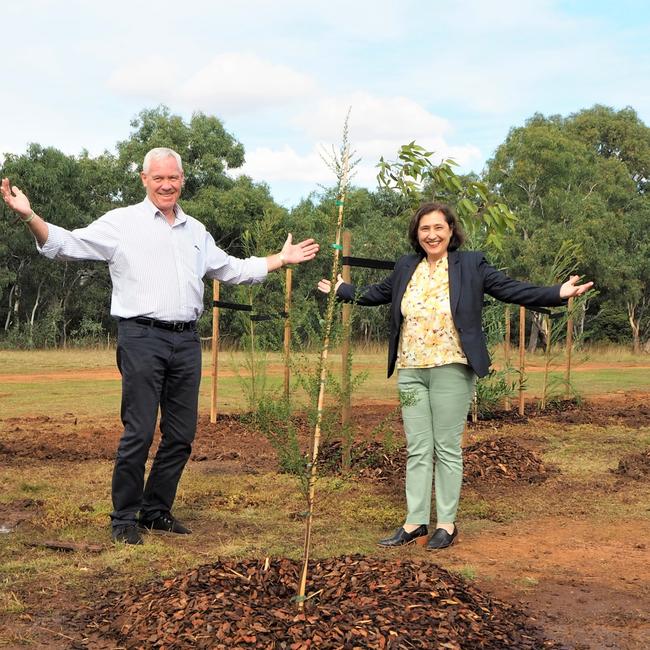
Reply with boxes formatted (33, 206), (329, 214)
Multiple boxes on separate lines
(417, 210), (453, 261)
(140, 156), (184, 218)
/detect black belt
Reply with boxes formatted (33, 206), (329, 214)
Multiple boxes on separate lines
(132, 317), (196, 332)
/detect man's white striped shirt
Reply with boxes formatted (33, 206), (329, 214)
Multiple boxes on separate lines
(38, 197), (267, 321)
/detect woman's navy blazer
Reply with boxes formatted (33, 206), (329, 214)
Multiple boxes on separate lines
(336, 250), (565, 378)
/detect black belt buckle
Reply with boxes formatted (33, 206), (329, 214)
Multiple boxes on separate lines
(132, 317), (192, 332)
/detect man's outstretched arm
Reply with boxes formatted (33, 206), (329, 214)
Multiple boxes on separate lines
(1, 178), (49, 246)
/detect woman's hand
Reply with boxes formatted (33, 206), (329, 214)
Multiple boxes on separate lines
(317, 274), (344, 294)
(560, 275), (594, 298)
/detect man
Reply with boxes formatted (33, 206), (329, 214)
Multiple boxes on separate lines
(1, 147), (319, 545)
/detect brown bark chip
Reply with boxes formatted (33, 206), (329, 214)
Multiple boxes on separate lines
(320, 437), (557, 487)
(75, 556), (563, 649)
(462, 438), (559, 486)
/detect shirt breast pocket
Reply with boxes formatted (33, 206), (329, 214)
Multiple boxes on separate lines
(179, 238), (204, 279)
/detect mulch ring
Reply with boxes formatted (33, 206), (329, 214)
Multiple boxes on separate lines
(462, 437), (559, 485)
(611, 448), (650, 480)
(72, 555), (563, 649)
(526, 396), (650, 428)
(319, 437), (557, 487)
(468, 395), (650, 429)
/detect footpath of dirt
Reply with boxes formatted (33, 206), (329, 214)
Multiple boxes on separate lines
(2, 361), (649, 384)
(442, 517), (650, 650)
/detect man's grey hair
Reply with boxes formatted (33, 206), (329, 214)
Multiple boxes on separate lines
(142, 147), (184, 174)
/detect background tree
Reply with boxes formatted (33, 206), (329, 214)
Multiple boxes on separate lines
(0, 145), (116, 346)
(484, 105), (650, 350)
(1, 103), (649, 351)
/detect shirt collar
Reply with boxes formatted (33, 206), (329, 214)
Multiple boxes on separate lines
(142, 196), (187, 225)
(417, 254), (448, 277)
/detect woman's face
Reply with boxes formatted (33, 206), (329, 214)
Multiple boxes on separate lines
(417, 210), (453, 260)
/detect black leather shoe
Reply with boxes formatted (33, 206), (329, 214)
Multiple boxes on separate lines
(139, 513), (191, 534)
(112, 524), (144, 545)
(378, 525), (428, 547)
(426, 525), (458, 550)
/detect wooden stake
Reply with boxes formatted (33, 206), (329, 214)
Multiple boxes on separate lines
(283, 267), (293, 400)
(518, 306), (526, 416)
(565, 296), (574, 398)
(341, 230), (352, 469)
(210, 281), (220, 424)
(249, 287), (255, 406)
(504, 305), (511, 410)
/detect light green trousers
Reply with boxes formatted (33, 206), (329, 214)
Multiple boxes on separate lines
(397, 364), (476, 525)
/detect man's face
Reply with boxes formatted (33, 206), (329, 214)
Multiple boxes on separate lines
(141, 156), (184, 214)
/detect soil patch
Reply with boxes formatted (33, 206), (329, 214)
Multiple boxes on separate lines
(74, 555), (562, 649)
(2, 393), (648, 465)
(612, 448), (650, 480)
(0, 497), (43, 533)
(442, 517), (650, 650)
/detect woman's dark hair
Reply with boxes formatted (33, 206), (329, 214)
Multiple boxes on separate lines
(408, 202), (465, 256)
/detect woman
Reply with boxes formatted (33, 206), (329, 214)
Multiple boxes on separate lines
(318, 202), (592, 550)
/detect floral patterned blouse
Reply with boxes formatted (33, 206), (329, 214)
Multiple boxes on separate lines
(396, 256), (467, 369)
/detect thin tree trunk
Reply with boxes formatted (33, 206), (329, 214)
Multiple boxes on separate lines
(12, 284), (21, 330)
(627, 302), (641, 354)
(29, 279), (45, 332)
(4, 283), (16, 331)
(527, 312), (546, 353)
(61, 267), (85, 348)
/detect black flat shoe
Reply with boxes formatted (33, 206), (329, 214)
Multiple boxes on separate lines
(112, 524), (144, 545)
(426, 525), (458, 550)
(378, 525), (428, 547)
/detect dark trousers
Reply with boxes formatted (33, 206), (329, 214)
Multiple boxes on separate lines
(110, 319), (202, 528)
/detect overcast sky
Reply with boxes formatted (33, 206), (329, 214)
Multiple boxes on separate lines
(2, 0), (649, 206)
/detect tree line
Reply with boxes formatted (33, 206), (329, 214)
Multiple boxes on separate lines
(1, 104), (649, 352)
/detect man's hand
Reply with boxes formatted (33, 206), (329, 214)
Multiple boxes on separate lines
(280, 233), (319, 265)
(1, 177), (49, 245)
(1, 178), (32, 219)
(559, 275), (594, 298)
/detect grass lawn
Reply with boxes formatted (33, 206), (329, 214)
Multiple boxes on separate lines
(1, 345), (649, 419)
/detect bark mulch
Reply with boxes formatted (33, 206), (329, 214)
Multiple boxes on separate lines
(462, 438), (558, 486)
(611, 448), (650, 480)
(73, 555), (563, 649)
(319, 437), (557, 487)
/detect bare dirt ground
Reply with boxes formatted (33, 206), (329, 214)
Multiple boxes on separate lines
(1, 393), (649, 648)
